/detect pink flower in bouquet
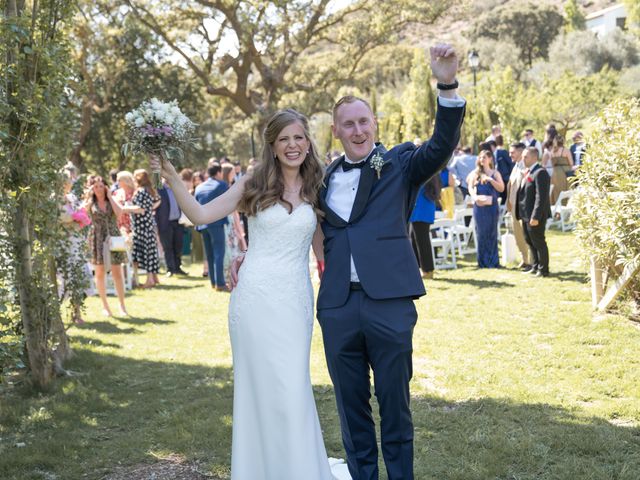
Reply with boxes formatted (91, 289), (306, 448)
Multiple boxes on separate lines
(71, 208), (92, 228)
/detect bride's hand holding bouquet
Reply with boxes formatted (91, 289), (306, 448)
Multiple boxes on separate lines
(122, 98), (197, 189)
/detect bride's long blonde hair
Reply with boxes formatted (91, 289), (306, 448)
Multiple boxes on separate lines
(238, 109), (325, 216)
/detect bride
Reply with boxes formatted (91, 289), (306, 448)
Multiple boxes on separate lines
(151, 109), (350, 480)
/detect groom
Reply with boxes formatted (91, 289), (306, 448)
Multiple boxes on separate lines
(318, 43), (465, 480)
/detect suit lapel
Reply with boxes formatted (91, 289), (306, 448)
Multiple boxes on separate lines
(320, 156), (349, 227)
(348, 145), (386, 223)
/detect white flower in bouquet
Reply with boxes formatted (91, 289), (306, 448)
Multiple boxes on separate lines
(122, 98), (197, 188)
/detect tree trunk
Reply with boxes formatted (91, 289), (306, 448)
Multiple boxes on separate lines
(15, 199), (53, 389)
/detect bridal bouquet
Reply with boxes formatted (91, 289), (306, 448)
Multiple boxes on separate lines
(122, 99), (197, 188)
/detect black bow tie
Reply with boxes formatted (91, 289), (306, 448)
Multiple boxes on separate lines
(342, 160), (366, 172)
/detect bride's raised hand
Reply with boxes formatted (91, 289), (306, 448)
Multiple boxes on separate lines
(148, 154), (178, 181)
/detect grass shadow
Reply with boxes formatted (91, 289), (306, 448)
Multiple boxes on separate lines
(3, 350), (640, 480)
(117, 316), (175, 326)
(151, 284), (201, 291)
(70, 336), (121, 349)
(0, 350), (233, 480)
(75, 321), (141, 335)
(435, 277), (516, 288)
(551, 270), (589, 283)
(408, 394), (640, 479)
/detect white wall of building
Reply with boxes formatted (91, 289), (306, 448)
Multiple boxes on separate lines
(586, 4), (628, 37)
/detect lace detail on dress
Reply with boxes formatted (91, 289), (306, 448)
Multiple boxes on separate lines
(229, 203), (316, 330)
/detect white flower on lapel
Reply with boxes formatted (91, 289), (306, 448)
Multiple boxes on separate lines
(370, 152), (385, 179)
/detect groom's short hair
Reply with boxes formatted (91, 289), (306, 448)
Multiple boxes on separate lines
(332, 95), (373, 121)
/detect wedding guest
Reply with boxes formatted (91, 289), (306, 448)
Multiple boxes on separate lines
(467, 150), (504, 268)
(494, 135), (512, 204)
(58, 169), (93, 324)
(516, 147), (551, 277)
(569, 131), (586, 170)
(522, 128), (543, 158)
(542, 124), (558, 152)
(234, 161), (243, 182)
(543, 135), (573, 205)
(506, 143), (531, 270)
(195, 163), (229, 291)
(439, 166), (455, 218)
(179, 168), (194, 257)
(449, 146), (476, 198)
(108, 168), (119, 193)
(191, 170), (208, 276)
(410, 174), (441, 279)
(84, 175), (128, 317)
(156, 177), (187, 277)
(114, 171), (134, 236)
(130, 169), (161, 288)
(485, 124), (501, 142)
(222, 164), (247, 286)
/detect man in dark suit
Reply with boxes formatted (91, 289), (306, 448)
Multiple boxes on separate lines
(317, 44), (465, 480)
(569, 131), (586, 169)
(515, 147), (551, 277)
(195, 163), (229, 291)
(156, 179), (187, 277)
(522, 128), (543, 158)
(488, 136), (512, 205)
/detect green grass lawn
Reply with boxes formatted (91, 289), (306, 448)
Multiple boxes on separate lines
(1, 230), (640, 479)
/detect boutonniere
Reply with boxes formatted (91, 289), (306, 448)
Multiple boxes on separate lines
(527, 176), (534, 183)
(370, 152), (385, 179)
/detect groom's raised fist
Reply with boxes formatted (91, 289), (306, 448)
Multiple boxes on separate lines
(430, 43), (458, 85)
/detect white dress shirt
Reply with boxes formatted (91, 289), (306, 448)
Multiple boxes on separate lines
(326, 94), (466, 282)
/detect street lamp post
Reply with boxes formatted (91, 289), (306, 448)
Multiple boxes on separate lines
(468, 49), (480, 153)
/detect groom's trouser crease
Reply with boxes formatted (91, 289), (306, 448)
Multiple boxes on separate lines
(318, 290), (416, 480)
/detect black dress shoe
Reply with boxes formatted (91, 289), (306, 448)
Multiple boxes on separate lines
(536, 270), (549, 277)
(521, 266), (535, 274)
(519, 263), (532, 271)
(175, 268), (188, 276)
(165, 271), (174, 278)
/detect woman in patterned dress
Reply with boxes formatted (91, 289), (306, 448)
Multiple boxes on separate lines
(222, 164), (248, 286)
(84, 175), (130, 317)
(130, 169), (161, 288)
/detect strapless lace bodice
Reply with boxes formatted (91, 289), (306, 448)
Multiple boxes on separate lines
(237, 202), (316, 284)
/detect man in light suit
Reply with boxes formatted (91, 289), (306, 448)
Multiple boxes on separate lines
(506, 142), (531, 270)
(194, 163), (229, 291)
(318, 44), (465, 480)
(516, 147), (551, 277)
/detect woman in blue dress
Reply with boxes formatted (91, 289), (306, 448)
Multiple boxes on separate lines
(410, 173), (441, 279)
(466, 150), (505, 268)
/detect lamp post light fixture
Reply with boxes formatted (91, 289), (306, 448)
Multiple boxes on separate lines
(468, 49), (480, 87)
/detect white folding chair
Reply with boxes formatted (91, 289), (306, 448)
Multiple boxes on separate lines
(430, 219), (457, 270)
(547, 190), (574, 230)
(451, 208), (476, 257)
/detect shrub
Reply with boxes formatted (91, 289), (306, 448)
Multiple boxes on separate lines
(573, 98), (640, 307)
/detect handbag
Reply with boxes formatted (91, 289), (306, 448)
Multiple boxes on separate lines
(475, 194), (493, 206)
(109, 235), (127, 252)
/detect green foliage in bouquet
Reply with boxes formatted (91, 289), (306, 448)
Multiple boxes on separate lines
(573, 98), (640, 307)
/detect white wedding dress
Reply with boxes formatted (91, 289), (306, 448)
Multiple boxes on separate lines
(228, 202), (351, 480)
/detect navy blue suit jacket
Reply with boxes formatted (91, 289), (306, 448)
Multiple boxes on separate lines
(318, 101), (465, 309)
(154, 186), (178, 233)
(194, 178), (229, 230)
(495, 148), (512, 184)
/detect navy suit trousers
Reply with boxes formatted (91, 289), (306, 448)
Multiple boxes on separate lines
(202, 224), (226, 287)
(318, 291), (416, 480)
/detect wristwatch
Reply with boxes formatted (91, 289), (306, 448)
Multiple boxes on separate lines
(436, 79), (459, 90)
